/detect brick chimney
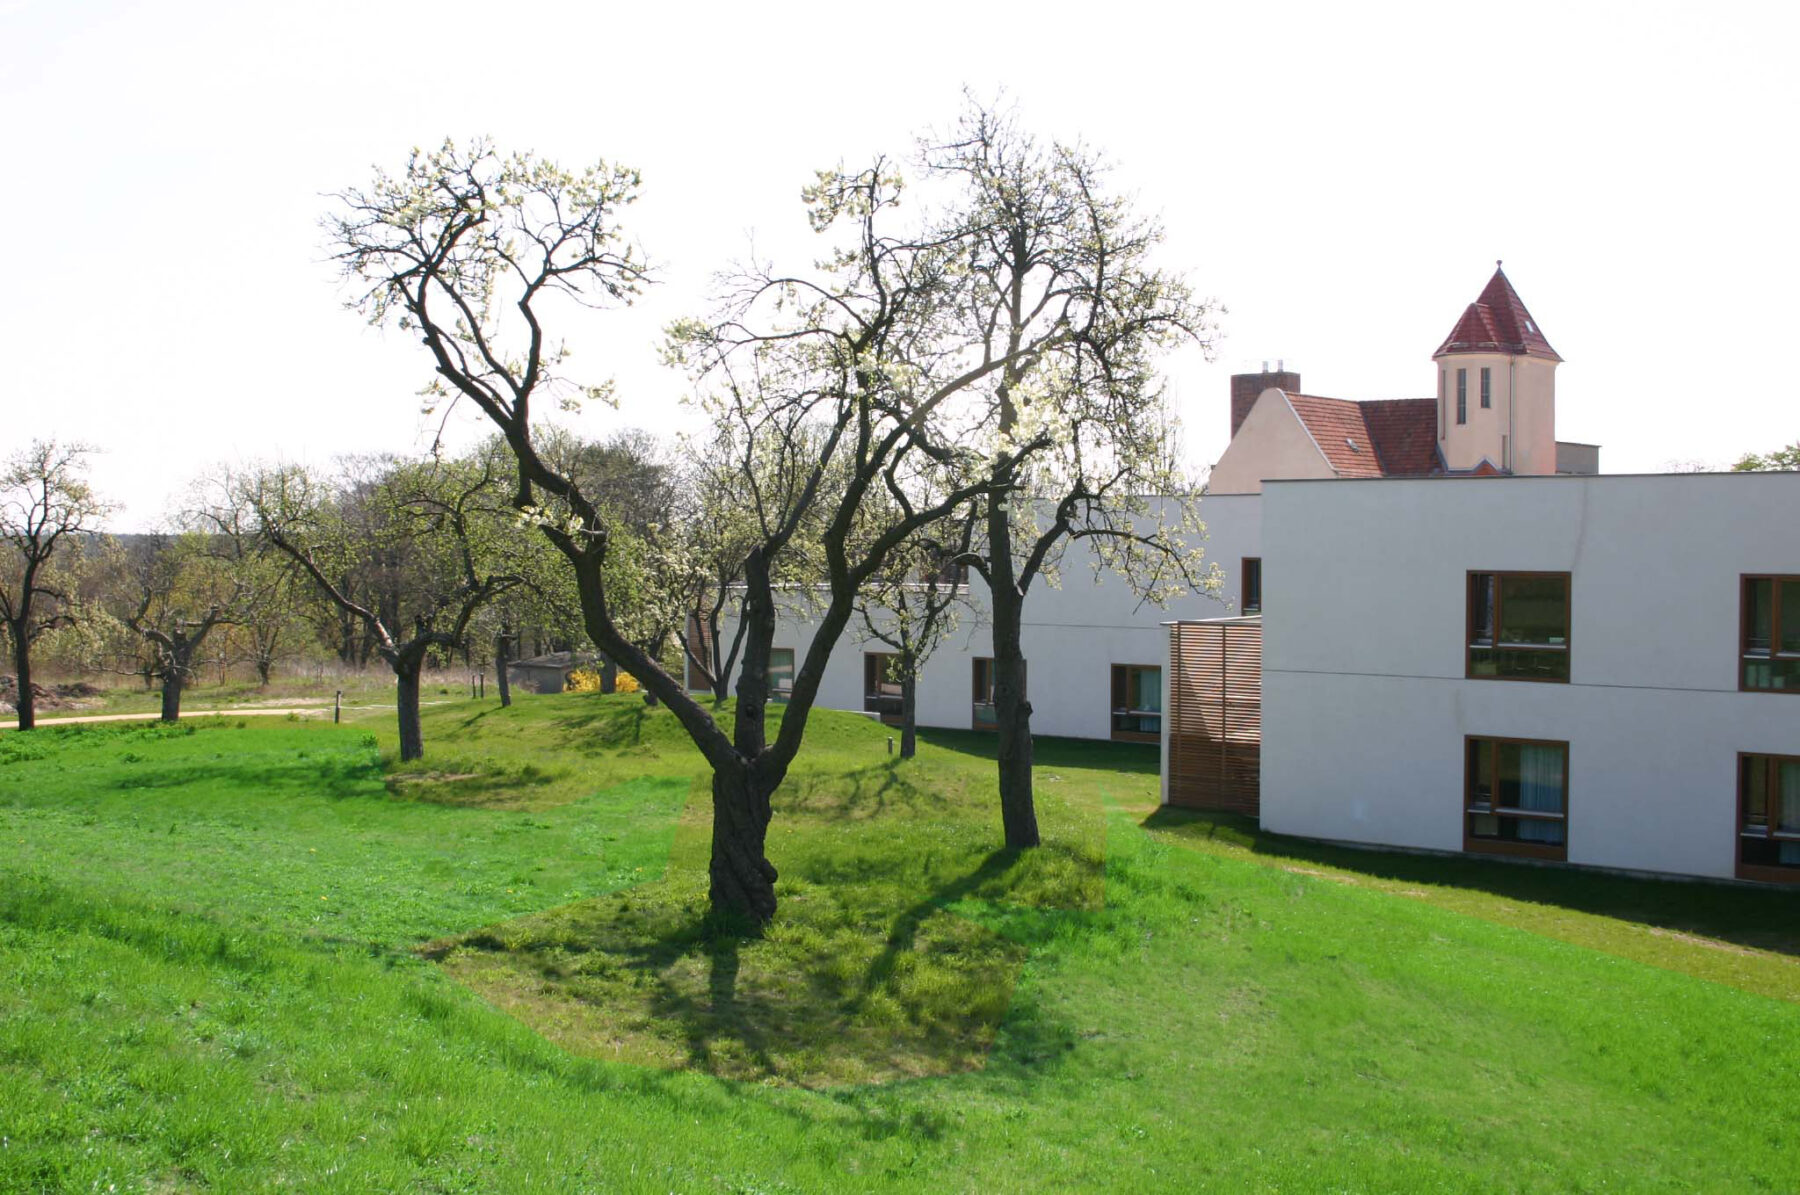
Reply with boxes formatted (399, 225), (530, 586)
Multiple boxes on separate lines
(1230, 363), (1301, 438)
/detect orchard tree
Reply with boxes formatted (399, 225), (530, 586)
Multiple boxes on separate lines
(921, 102), (1219, 847)
(117, 531), (247, 722)
(244, 453), (522, 761)
(854, 505), (975, 758)
(0, 441), (112, 729)
(327, 139), (1026, 925)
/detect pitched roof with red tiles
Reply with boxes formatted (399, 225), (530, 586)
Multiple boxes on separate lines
(1283, 393), (1443, 479)
(1434, 266), (1561, 361)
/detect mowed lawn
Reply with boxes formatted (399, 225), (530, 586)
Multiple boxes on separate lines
(2, 696), (1798, 1192)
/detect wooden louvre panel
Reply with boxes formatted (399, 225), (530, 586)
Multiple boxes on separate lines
(1166, 621), (1262, 815)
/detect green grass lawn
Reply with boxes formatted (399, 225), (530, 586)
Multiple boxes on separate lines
(2, 695), (1798, 1192)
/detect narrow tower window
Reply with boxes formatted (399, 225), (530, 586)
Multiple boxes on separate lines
(1480, 367), (1491, 409)
(1456, 369), (1467, 426)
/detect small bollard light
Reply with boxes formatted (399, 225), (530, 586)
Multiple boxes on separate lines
(887, 736), (894, 755)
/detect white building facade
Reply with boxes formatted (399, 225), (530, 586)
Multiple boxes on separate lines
(1254, 471), (1800, 883)
(736, 495), (1264, 743)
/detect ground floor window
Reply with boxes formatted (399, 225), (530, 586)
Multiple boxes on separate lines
(972, 657), (996, 730)
(863, 652), (902, 723)
(1738, 753), (1800, 883)
(768, 648), (795, 699)
(1110, 664), (1161, 743)
(1464, 736), (1568, 860)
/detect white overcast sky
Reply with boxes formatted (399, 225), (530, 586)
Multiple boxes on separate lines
(3, 0), (1795, 527)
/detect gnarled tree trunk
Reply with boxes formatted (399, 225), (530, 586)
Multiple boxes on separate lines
(10, 633), (34, 730)
(159, 667), (184, 723)
(708, 765), (779, 925)
(899, 664), (917, 759)
(495, 630), (512, 708)
(987, 497), (1040, 848)
(394, 656), (424, 762)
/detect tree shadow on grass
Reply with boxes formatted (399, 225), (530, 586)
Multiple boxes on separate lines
(1142, 807), (1800, 960)
(915, 727), (1160, 775)
(426, 846), (1067, 1089)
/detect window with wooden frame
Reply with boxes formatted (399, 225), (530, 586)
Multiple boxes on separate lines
(1741, 575), (1800, 692)
(1465, 736), (1569, 860)
(768, 648), (795, 700)
(1456, 368), (1468, 425)
(1479, 366), (1491, 409)
(1468, 572), (1570, 682)
(1738, 753), (1800, 883)
(1242, 557), (1262, 615)
(862, 652), (902, 724)
(1110, 664), (1161, 742)
(972, 657), (997, 730)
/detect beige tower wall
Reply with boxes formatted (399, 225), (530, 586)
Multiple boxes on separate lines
(1207, 389), (1335, 495)
(1433, 352), (1558, 475)
(1509, 356), (1559, 476)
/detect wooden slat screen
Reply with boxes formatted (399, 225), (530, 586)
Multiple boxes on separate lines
(1167, 621), (1262, 815)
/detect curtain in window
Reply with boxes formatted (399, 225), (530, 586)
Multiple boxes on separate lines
(1514, 744), (1565, 843)
(1134, 668), (1161, 714)
(1779, 761), (1800, 834)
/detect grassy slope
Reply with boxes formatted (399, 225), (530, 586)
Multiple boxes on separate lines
(0, 696), (1796, 1192)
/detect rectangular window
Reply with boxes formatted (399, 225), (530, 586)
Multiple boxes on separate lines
(1242, 557), (1262, 615)
(1456, 369), (1467, 425)
(1480, 367), (1491, 409)
(768, 648), (795, 699)
(1738, 753), (1800, 882)
(1466, 736), (1569, 860)
(1110, 664), (1162, 742)
(1468, 572), (1570, 682)
(1439, 369), (1447, 439)
(1741, 575), (1800, 692)
(863, 652), (902, 724)
(972, 657), (996, 730)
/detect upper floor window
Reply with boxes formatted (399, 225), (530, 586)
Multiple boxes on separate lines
(1480, 367), (1491, 409)
(1466, 736), (1568, 860)
(1456, 369), (1468, 425)
(1468, 572), (1570, 682)
(1738, 752), (1800, 883)
(1741, 575), (1800, 692)
(1110, 664), (1161, 742)
(1242, 557), (1262, 614)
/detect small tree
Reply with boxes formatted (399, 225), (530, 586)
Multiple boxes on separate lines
(243, 454), (521, 761)
(854, 510), (975, 758)
(117, 531), (248, 721)
(0, 441), (112, 729)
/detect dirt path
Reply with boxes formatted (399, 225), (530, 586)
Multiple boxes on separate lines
(0, 699), (464, 732)
(0, 707), (334, 730)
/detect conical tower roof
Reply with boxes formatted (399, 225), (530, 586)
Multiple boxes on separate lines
(1434, 264), (1561, 361)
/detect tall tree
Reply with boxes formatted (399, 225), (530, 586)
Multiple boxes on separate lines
(921, 102), (1219, 847)
(326, 139), (1024, 924)
(243, 453), (522, 760)
(0, 441), (112, 729)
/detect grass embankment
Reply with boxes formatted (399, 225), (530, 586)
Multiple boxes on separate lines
(2, 695), (1798, 1191)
